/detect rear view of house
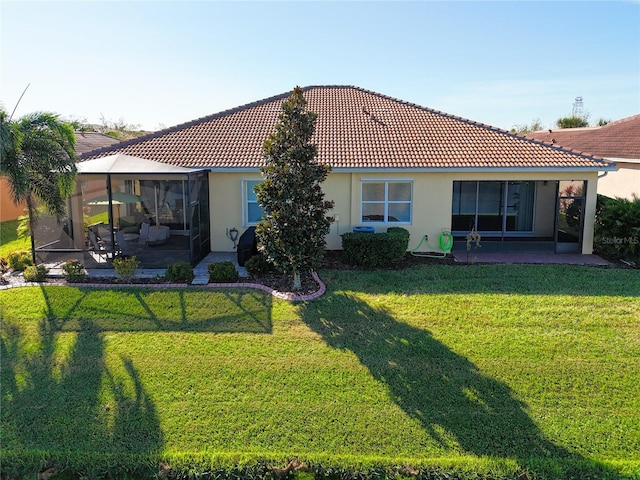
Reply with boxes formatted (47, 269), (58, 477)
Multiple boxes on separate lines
(32, 86), (614, 268)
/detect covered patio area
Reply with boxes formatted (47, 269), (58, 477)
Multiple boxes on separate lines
(32, 154), (211, 269)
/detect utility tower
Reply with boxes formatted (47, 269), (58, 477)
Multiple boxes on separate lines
(572, 96), (584, 118)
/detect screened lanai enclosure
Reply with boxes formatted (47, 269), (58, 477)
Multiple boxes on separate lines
(450, 179), (587, 253)
(32, 155), (211, 269)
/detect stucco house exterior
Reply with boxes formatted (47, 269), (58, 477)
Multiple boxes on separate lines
(526, 115), (640, 200)
(33, 86), (614, 268)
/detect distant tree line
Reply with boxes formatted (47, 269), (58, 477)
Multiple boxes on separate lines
(511, 114), (610, 135)
(66, 114), (148, 140)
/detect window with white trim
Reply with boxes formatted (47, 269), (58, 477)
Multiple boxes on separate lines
(244, 179), (264, 225)
(361, 180), (412, 223)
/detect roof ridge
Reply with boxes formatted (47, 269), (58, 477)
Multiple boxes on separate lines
(77, 85), (613, 168)
(603, 113), (640, 127)
(79, 85), (374, 160)
(78, 89), (297, 160)
(340, 84), (526, 137)
(339, 86), (611, 164)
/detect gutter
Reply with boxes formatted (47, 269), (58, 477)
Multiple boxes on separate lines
(210, 165), (616, 174)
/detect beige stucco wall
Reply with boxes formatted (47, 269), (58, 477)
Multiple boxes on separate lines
(597, 162), (640, 200)
(208, 170), (600, 255)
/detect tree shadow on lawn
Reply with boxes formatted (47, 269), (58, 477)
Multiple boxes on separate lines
(318, 263), (640, 298)
(300, 292), (620, 478)
(0, 316), (163, 477)
(37, 285), (273, 334)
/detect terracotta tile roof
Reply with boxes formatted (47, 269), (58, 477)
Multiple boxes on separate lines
(80, 86), (611, 171)
(525, 114), (640, 160)
(74, 132), (121, 156)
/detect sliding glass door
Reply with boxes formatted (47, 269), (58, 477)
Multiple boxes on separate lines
(452, 181), (535, 235)
(505, 181), (535, 232)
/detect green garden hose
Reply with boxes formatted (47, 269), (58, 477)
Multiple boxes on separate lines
(410, 230), (454, 258)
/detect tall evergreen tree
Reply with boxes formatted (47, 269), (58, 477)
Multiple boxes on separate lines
(255, 87), (334, 290)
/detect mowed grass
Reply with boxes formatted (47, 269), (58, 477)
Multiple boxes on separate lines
(0, 219), (30, 259)
(1, 264), (639, 478)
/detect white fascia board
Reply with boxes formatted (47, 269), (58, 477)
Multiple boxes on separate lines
(330, 165), (617, 173)
(606, 157), (640, 165)
(211, 167), (262, 173)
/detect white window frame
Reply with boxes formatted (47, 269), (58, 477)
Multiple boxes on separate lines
(360, 179), (413, 224)
(242, 178), (264, 226)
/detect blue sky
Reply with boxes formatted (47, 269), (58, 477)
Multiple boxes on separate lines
(1, 1), (638, 132)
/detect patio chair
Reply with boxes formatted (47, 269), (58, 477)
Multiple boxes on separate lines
(97, 224), (111, 239)
(115, 230), (135, 257)
(139, 222), (150, 245)
(89, 230), (109, 261)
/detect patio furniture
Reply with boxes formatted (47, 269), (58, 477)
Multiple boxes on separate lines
(147, 225), (170, 246)
(115, 230), (135, 257)
(139, 222), (150, 245)
(119, 211), (151, 234)
(89, 231), (109, 261)
(97, 225), (113, 244)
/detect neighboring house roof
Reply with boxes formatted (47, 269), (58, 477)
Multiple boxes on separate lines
(75, 132), (121, 156)
(525, 114), (640, 160)
(80, 85), (612, 171)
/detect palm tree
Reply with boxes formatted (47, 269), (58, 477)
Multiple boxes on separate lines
(1, 108), (77, 263)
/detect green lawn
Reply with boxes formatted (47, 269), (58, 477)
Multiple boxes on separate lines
(1, 265), (639, 479)
(0, 219), (30, 259)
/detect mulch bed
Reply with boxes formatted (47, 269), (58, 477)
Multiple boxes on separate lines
(320, 250), (456, 270)
(1, 251), (457, 296)
(246, 251), (457, 295)
(4, 249), (631, 296)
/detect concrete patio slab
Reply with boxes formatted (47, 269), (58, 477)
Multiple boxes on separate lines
(194, 251), (248, 278)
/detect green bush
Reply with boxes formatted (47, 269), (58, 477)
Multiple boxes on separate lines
(244, 253), (271, 275)
(208, 261), (239, 282)
(62, 259), (87, 282)
(166, 261), (195, 283)
(112, 255), (139, 282)
(594, 194), (640, 264)
(341, 231), (409, 267)
(22, 264), (48, 282)
(386, 226), (410, 238)
(6, 250), (32, 271)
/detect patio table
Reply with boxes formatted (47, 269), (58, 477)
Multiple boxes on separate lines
(147, 225), (170, 246)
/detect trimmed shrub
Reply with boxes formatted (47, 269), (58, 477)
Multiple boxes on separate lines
(6, 250), (32, 271)
(62, 259), (87, 282)
(386, 226), (410, 238)
(341, 231), (409, 267)
(594, 194), (640, 264)
(208, 261), (239, 282)
(166, 261), (195, 283)
(23, 264), (48, 282)
(244, 253), (271, 275)
(112, 255), (139, 282)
